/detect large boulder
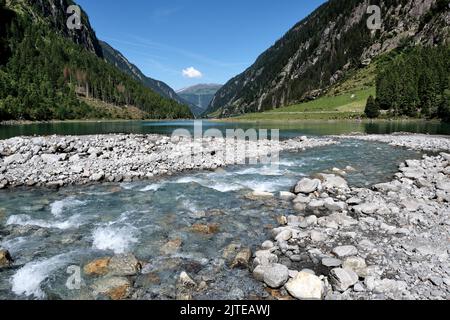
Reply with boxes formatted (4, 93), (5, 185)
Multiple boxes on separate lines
(294, 178), (321, 194)
(160, 238), (183, 255)
(285, 271), (324, 300)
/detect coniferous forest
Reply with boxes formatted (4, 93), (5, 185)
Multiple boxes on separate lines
(365, 45), (450, 121)
(0, 0), (192, 121)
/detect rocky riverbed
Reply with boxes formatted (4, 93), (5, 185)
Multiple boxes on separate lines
(250, 152), (450, 300)
(0, 134), (336, 189)
(335, 133), (450, 152)
(1, 132), (449, 300)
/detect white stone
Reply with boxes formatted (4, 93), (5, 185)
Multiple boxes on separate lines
(285, 271), (324, 300)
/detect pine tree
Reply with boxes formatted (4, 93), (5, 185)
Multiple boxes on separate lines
(438, 89), (450, 123)
(365, 95), (380, 119)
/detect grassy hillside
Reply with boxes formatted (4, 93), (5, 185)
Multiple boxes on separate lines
(232, 62), (377, 121)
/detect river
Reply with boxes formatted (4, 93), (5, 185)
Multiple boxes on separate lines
(0, 120), (442, 299)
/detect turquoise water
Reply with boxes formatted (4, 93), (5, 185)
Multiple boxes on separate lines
(0, 137), (423, 300)
(0, 119), (449, 140)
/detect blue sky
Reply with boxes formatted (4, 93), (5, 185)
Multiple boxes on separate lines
(77, 0), (327, 91)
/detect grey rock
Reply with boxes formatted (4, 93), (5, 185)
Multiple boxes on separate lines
(253, 250), (278, 266)
(342, 257), (367, 278)
(254, 263), (289, 288)
(294, 178), (321, 194)
(91, 277), (131, 300)
(319, 174), (348, 190)
(261, 241), (274, 250)
(275, 230), (292, 242)
(322, 258), (342, 268)
(332, 245), (358, 258)
(330, 268), (359, 292)
(108, 254), (141, 276)
(280, 191), (296, 200)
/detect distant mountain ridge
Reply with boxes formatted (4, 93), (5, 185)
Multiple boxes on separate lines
(177, 84), (222, 116)
(207, 0), (450, 117)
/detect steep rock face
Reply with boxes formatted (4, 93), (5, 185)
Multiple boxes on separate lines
(100, 41), (191, 108)
(11, 0), (103, 57)
(207, 0), (450, 117)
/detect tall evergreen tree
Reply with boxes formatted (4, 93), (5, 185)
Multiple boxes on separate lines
(364, 95), (380, 119)
(375, 45), (450, 121)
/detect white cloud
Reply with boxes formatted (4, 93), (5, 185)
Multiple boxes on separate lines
(182, 67), (203, 79)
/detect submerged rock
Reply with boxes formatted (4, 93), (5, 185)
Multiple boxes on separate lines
(160, 238), (183, 255)
(231, 248), (252, 269)
(91, 277), (132, 300)
(0, 249), (13, 268)
(108, 254), (142, 276)
(178, 271), (197, 288)
(247, 191), (274, 199)
(84, 257), (111, 276)
(84, 254), (141, 277)
(190, 223), (220, 235)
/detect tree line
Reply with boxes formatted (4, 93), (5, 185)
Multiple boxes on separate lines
(0, 2), (192, 121)
(365, 45), (450, 122)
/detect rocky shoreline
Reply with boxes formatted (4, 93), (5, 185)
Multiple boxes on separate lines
(335, 133), (450, 152)
(0, 134), (337, 189)
(250, 151), (450, 300)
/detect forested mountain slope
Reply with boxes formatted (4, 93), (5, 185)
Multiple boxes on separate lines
(99, 41), (197, 114)
(207, 0), (450, 117)
(0, 0), (192, 120)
